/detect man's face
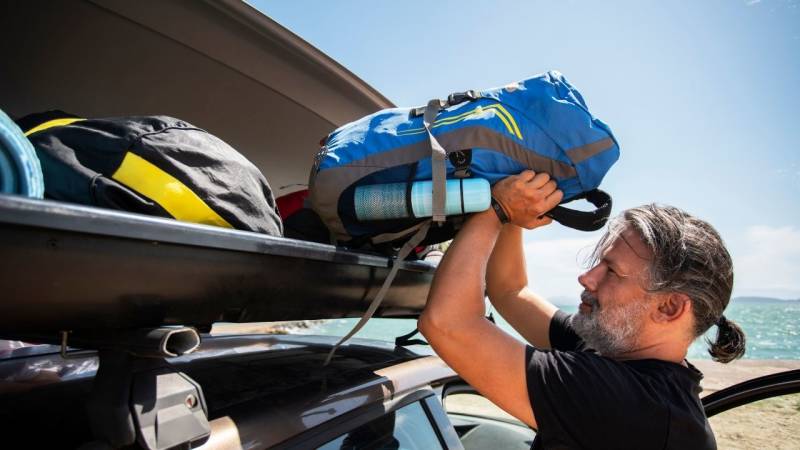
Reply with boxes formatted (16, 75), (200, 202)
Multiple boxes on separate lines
(571, 227), (655, 357)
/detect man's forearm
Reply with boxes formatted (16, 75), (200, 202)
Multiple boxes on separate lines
(485, 221), (558, 349)
(419, 209), (502, 332)
(486, 224), (528, 299)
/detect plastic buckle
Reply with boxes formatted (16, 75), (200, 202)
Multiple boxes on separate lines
(447, 90), (478, 106)
(410, 99), (448, 118)
(448, 150), (472, 178)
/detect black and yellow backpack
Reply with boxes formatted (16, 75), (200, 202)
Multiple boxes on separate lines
(17, 111), (282, 236)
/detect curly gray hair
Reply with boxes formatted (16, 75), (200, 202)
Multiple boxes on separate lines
(589, 204), (745, 363)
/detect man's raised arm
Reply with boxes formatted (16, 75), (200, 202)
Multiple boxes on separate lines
(418, 170), (562, 428)
(486, 220), (559, 350)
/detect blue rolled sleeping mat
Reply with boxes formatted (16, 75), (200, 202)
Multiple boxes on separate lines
(0, 108), (44, 198)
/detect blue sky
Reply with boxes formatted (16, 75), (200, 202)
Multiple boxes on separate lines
(253, 0), (800, 300)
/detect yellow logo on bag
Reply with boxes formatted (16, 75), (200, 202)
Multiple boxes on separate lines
(397, 104), (522, 140)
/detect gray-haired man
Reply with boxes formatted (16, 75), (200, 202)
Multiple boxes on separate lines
(419, 170), (745, 449)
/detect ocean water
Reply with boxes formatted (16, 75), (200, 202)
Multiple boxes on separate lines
(301, 300), (800, 360)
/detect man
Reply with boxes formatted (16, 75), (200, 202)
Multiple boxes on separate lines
(418, 170), (746, 449)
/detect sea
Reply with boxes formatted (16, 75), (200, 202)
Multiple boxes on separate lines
(299, 298), (800, 360)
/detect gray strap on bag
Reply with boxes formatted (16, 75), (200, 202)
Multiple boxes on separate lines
(324, 96), (462, 365)
(324, 220), (432, 366)
(369, 221), (429, 245)
(422, 99), (448, 224)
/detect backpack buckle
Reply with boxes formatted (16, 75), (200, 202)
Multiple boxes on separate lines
(447, 90), (478, 106)
(411, 98), (448, 118)
(448, 149), (472, 178)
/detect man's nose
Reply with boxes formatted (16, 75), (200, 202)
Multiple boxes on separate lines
(578, 265), (603, 291)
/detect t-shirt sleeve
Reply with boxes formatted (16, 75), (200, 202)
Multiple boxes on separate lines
(525, 346), (670, 450)
(548, 309), (587, 352)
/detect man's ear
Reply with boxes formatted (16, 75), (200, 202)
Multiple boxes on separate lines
(652, 292), (691, 324)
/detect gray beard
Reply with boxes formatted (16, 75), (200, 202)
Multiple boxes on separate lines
(570, 291), (651, 357)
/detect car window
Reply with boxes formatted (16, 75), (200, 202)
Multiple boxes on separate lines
(317, 401), (443, 450)
(708, 392), (799, 449)
(444, 391), (523, 426)
(444, 391), (535, 450)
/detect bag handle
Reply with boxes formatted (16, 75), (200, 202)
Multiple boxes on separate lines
(545, 189), (612, 232)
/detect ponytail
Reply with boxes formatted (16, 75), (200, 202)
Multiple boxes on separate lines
(707, 315), (746, 363)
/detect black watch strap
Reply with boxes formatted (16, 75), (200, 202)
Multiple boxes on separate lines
(491, 197), (510, 225)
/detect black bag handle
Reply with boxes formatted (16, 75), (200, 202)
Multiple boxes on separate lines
(545, 189), (612, 232)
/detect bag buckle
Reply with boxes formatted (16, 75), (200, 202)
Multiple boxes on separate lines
(447, 90), (478, 106)
(410, 90), (477, 118)
(411, 98), (447, 118)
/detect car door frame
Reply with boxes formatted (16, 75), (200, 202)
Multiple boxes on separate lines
(702, 368), (800, 417)
(441, 380), (535, 429)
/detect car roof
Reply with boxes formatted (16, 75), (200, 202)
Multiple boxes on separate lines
(0, 334), (456, 448)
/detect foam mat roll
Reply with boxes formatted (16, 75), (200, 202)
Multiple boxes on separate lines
(0, 108), (43, 198)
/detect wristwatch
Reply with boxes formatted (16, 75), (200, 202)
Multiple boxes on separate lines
(491, 197), (510, 225)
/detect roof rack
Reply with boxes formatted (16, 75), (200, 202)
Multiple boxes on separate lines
(57, 327), (211, 449)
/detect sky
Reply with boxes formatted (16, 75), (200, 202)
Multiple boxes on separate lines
(252, 0), (800, 301)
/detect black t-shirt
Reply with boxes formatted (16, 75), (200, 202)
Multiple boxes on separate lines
(526, 310), (716, 450)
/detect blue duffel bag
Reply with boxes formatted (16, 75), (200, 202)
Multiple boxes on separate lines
(310, 70), (619, 250)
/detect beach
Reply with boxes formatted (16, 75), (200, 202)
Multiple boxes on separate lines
(693, 359), (800, 450)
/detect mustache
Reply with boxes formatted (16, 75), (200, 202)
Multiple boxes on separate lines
(581, 290), (599, 307)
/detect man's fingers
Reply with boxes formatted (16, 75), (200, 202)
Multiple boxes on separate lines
(543, 189), (564, 211)
(494, 172), (561, 230)
(517, 170), (536, 182)
(540, 179), (558, 196)
(528, 172), (550, 189)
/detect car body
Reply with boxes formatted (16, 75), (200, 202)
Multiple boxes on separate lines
(0, 335), (462, 448)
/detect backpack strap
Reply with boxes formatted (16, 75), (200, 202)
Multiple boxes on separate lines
(546, 189), (612, 232)
(413, 90), (481, 224)
(369, 220), (429, 245)
(323, 220), (432, 366)
(422, 100), (448, 224)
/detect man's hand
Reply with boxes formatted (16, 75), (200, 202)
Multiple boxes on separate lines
(492, 170), (563, 229)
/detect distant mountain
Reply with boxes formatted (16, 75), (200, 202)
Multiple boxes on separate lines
(544, 295), (800, 305)
(732, 296), (800, 304)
